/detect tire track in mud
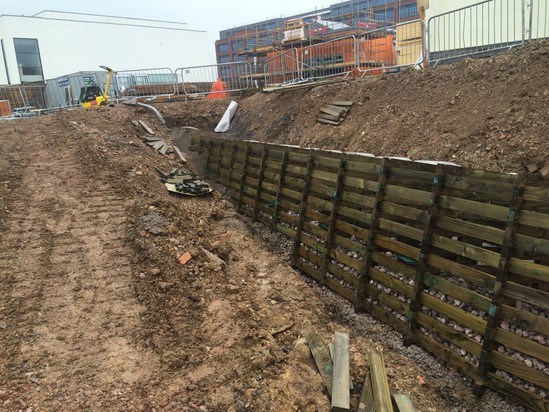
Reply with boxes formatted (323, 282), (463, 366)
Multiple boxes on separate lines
(0, 137), (157, 410)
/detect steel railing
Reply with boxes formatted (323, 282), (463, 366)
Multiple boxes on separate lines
(175, 61), (253, 96)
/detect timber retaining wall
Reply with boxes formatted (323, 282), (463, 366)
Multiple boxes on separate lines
(190, 136), (549, 411)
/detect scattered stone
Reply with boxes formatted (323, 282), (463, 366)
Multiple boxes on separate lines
(0, 322), (7, 329)
(150, 268), (161, 276)
(527, 163), (538, 173)
(158, 282), (172, 290)
(0, 390), (8, 400)
(226, 284), (240, 294)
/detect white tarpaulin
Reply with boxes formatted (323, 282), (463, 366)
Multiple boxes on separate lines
(214, 100), (238, 133)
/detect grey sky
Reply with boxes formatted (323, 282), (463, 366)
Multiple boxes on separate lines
(1, 0), (329, 63)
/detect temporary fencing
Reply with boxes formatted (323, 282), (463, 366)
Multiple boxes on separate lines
(175, 62), (253, 96)
(301, 35), (357, 80)
(112, 67), (176, 99)
(427, 0), (548, 64)
(263, 49), (301, 86)
(263, 20), (426, 86)
(191, 135), (549, 412)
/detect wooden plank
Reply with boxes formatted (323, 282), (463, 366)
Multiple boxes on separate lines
(486, 372), (548, 412)
(318, 112), (342, 122)
(138, 120), (155, 135)
(503, 281), (549, 310)
(320, 106), (344, 117)
(332, 332), (351, 412)
(150, 140), (164, 150)
(330, 100), (354, 107)
(173, 145), (187, 163)
(317, 117), (342, 126)
(305, 328), (333, 397)
(494, 328), (549, 363)
(159, 143), (169, 155)
(369, 347), (394, 412)
(358, 372), (375, 412)
(490, 351), (549, 389)
(391, 393), (416, 412)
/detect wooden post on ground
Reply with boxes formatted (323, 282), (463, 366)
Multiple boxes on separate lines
(474, 173), (526, 395)
(370, 348), (394, 412)
(305, 328), (333, 397)
(332, 331), (351, 412)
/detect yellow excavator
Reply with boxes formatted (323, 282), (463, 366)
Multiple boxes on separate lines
(80, 65), (114, 108)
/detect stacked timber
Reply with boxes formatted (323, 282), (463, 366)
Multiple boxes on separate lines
(316, 101), (353, 125)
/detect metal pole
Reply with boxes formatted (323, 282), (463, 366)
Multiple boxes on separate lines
(529, 0), (534, 41)
(522, 0), (526, 45)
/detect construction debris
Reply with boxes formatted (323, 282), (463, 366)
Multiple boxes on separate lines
(138, 120), (155, 135)
(316, 101), (353, 125)
(305, 332), (416, 412)
(156, 167), (212, 196)
(305, 328), (334, 397)
(332, 332), (351, 412)
(144, 136), (173, 155)
(178, 251), (192, 265)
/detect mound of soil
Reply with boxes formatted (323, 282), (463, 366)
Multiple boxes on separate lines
(229, 40), (549, 175)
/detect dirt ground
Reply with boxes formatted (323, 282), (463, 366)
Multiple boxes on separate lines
(0, 43), (546, 412)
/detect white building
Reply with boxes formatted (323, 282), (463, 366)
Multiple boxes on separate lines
(0, 10), (210, 85)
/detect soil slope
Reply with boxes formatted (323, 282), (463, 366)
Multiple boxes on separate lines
(229, 40), (549, 174)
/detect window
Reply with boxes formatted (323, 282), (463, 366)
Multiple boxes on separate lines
(218, 55), (231, 63)
(399, 4), (418, 19)
(218, 43), (230, 53)
(14, 38), (43, 80)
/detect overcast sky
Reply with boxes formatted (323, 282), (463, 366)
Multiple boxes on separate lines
(2, 0), (331, 63)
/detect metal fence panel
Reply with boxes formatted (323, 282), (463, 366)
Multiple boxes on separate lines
(528, 0), (549, 40)
(112, 67), (176, 99)
(175, 62), (252, 96)
(301, 35), (357, 80)
(263, 48), (301, 86)
(356, 20), (425, 76)
(428, 0), (527, 63)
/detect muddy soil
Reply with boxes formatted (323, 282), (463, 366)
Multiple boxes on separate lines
(1, 43), (546, 412)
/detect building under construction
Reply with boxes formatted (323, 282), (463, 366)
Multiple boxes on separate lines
(215, 0), (419, 80)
